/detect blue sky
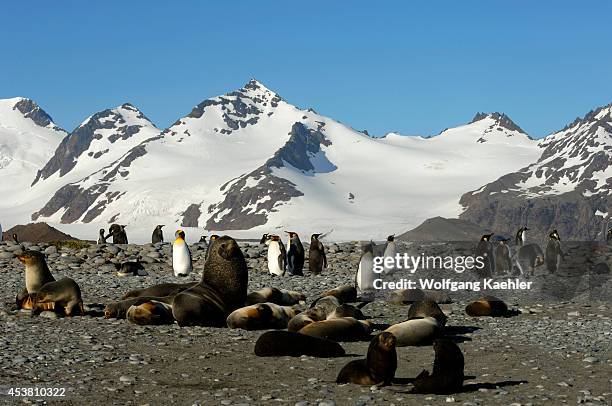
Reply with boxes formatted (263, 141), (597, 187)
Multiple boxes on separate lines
(1, 1), (611, 138)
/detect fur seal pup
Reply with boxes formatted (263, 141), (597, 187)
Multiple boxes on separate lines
(285, 231), (304, 276)
(172, 229), (192, 277)
(287, 307), (327, 332)
(326, 304), (366, 320)
(356, 242), (376, 298)
(121, 282), (197, 300)
(152, 225), (164, 244)
(382, 235), (397, 274)
(309, 295), (341, 316)
(108, 224), (128, 244)
(245, 287), (305, 306)
(494, 237), (512, 275)
(545, 229), (563, 274)
(390, 288), (452, 305)
(298, 317), (372, 341)
(319, 285), (357, 304)
(262, 234), (286, 276)
(308, 233), (327, 274)
(226, 303), (299, 330)
(97, 229), (107, 244)
(411, 339), (464, 394)
(465, 295), (508, 317)
(105, 295), (175, 319)
(117, 259), (147, 277)
(475, 233), (495, 277)
(407, 299), (448, 327)
(336, 332), (397, 385)
(126, 300), (174, 325)
(172, 235), (248, 326)
(384, 316), (441, 346)
(16, 251), (56, 309)
(34, 277), (84, 316)
(255, 330), (345, 358)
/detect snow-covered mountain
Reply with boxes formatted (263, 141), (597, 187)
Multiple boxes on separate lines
(460, 103), (612, 240)
(0, 98), (65, 210)
(24, 80), (543, 241)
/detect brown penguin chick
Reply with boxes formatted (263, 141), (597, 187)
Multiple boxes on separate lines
(172, 236), (248, 327)
(407, 299), (448, 327)
(34, 277), (84, 316)
(336, 332), (397, 385)
(465, 295), (508, 317)
(308, 233), (327, 274)
(411, 339), (464, 394)
(255, 330), (346, 358)
(16, 250), (56, 310)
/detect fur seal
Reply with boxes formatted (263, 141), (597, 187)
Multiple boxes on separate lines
(245, 287), (305, 306)
(172, 229), (192, 277)
(465, 295), (508, 317)
(308, 233), (327, 274)
(318, 285), (357, 304)
(117, 259), (147, 277)
(16, 250), (56, 310)
(287, 307), (327, 332)
(309, 295), (341, 316)
(254, 330), (345, 357)
(172, 235), (248, 326)
(105, 295), (175, 319)
(390, 288), (452, 305)
(34, 277), (84, 316)
(407, 299), (448, 327)
(226, 303), (299, 330)
(326, 304), (366, 320)
(121, 282), (197, 300)
(384, 316), (441, 347)
(152, 225), (164, 244)
(126, 300), (174, 325)
(411, 339), (464, 394)
(336, 332), (397, 385)
(285, 231), (304, 276)
(298, 317), (371, 341)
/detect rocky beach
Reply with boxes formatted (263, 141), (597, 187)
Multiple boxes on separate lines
(0, 239), (611, 406)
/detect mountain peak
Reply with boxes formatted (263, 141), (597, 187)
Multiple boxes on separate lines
(8, 97), (64, 131)
(560, 102), (612, 132)
(470, 112), (526, 134)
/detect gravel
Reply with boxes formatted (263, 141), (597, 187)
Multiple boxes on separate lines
(0, 240), (610, 405)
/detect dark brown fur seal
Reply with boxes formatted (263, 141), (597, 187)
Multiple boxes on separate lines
(408, 299), (448, 327)
(127, 300), (174, 325)
(226, 303), (299, 330)
(326, 304), (366, 320)
(287, 307), (327, 332)
(172, 236), (248, 326)
(465, 295), (508, 317)
(336, 332), (397, 385)
(104, 295), (174, 319)
(16, 251), (56, 309)
(245, 287), (305, 306)
(34, 277), (84, 316)
(298, 317), (371, 342)
(390, 288), (452, 305)
(121, 282), (197, 300)
(411, 339), (464, 394)
(318, 285), (357, 304)
(254, 331), (345, 358)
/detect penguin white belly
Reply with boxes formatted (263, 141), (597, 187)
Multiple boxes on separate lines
(267, 242), (284, 276)
(173, 241), (192, 276)
(383, 243), (396, 274)
(357, 255), (375, 292)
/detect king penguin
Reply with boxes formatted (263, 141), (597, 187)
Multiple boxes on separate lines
(172, 229), (192, 277)
(152, 225), (164, 244)
(515, 226), (529, 246)
(285, 231), (305, 276)
(263, 234), (286, 276)
(545, 229), (562, 274)
(308, 233), (327, 274)
(356, 242), (376, 300)
(97, 229), (107, 244)
(494, 237), (512, 275)
(607, 229), (612, 242)
(382, 234), (397, 274)
(513, 227), (544, 278)
(475, 233), (495, 277)
(205, 234), (219, 262)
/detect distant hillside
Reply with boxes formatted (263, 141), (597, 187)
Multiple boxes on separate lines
(2, 222), (78, 243)
(397, 216), (485, 241)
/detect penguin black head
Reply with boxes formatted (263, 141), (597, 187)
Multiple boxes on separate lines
(199, 235), (207, 243)
(156, 225), (164, 230)
(549, 229), (560, 241)
(121, 225), (127, 231)
(387, 234), (395, 242)
(311, 233), (322, 241)
(285, 231), (299, 239)
(480, 233), (494, 242)
(210, 234), (220, 241)
(270, 235), (281, 241)
(175, 229), (186, 240)
(259, 233), (269, 244)
(99, 228), (105, 235)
